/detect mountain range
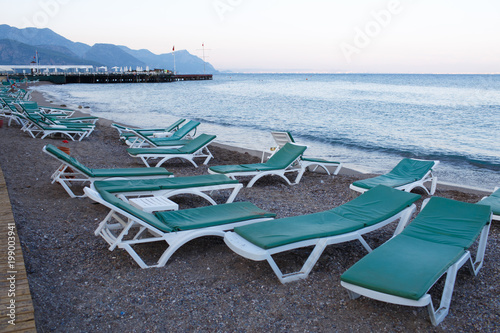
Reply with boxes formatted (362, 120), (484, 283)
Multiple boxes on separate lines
(0, 24), (217, 74)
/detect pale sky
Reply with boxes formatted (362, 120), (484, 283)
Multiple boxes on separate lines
(1, 0), (499, 73)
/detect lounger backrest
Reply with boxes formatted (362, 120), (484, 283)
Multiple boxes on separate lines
(402, 197), (491, 248)
(265, 142), (307, 169)
(97, 189), (174, 233)
(169, 120), (200, 140)
(388, 158), (435, 180)
(271, 131), (295, 148)
(333, 185), (421, 226)
(177, 134), (216, 153)
(44, 144), (94, 177)
(477, 188), (500, 216)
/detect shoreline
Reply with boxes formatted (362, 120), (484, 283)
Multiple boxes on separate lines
(28, 83), (491, 196)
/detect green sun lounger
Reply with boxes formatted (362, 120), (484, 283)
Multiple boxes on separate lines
(43, 144), (173, 198)
(350, 158), (440, 195)
(127, 133), (216, 168)
(224, 185), (421, 283)
(267, 131), (342, 176)
(340, 197), (492, 326)
(208, 142), (308, 187)
(92, 174), (243, 205)
(126, 120), (200, 148)
(84, 186), (275, 268)
(477, 186), (500, 221)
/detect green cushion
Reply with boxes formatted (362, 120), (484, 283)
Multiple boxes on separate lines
(477, 188), (500, 216)
(155, 202), (276, 231)
(45, 144), (94, 176)
(301, 157), (340, 164)
(209, 164), (260, 174)
(97, 189), (173, 232)
(234, 186), (420, 249)
(402, 197), (491, 248)
(340, 235), (465, 300)
(265, 143), (307, 169)
(340, 197), (491, 300)
(91, 168), (173, 178)
(93, 174), (238, 193)
(352, 158), (435, 190)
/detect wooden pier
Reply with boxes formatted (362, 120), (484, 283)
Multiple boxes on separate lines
(15, 73), (213, 84)
(0, 168), (36, 332)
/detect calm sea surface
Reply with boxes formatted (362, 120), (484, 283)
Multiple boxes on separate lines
(36, 73), (500, 191)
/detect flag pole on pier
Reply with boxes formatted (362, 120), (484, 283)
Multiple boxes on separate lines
(172, 45), (176, 74)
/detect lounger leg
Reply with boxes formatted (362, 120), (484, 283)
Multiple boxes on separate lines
(267, 239), (329, 283)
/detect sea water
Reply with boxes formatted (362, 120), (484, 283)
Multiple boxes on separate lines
(35, 74), (500, 191)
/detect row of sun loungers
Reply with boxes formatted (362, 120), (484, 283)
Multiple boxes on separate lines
(4, 89), (498, 326)
(1, 95), (98, 141)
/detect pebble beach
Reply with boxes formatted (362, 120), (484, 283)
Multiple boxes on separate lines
(0, 87), (499, 332)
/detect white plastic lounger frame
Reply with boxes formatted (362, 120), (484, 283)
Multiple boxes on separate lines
(84, 187), (274, 268)
(349, 159), (440, 195)
(224, 204), (416, 283)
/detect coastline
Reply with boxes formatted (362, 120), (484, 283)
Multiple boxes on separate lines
(1, 84), (497, 331)
(28, 83), (490, 196)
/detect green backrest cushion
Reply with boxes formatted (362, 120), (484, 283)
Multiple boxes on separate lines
(94, 174), (237, 193)
(333, 185), (421, 226)
(352, 158), (435, 189)
(177, 134), (216, 153)
(169, 120), (199, 140)
(155, 202), (276, 231)
(97, 188), (173, 233)
(402, 197), (491, 248)
(477, 188), (500, 216)
(235, 186), (420, 249)
(45, 144), (94, 176)
(265, 143), (307, 169)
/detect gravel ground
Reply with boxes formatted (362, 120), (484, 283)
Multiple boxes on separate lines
(0, 94), (499, 332)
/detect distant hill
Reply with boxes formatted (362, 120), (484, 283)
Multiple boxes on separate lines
(0, 24), (217, 73)
(0, 39), (100, 66)
(84, 44), (146, 68)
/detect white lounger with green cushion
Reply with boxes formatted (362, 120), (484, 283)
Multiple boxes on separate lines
(269, 131), (342, 176)
(112, 118), (186, 141)
(127, 133), (216, 168)
(92, 174), (243, 205)
(84, 186), (275, 268)
(208, 142), (308, 187)
(43, 144), (173, 198)
(224, 186), (420, 283)
(340, 197), (492, 326)
(126, 120), (200, 148)
(350, 158), (440, 195)
(477, 186), (500, 221)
